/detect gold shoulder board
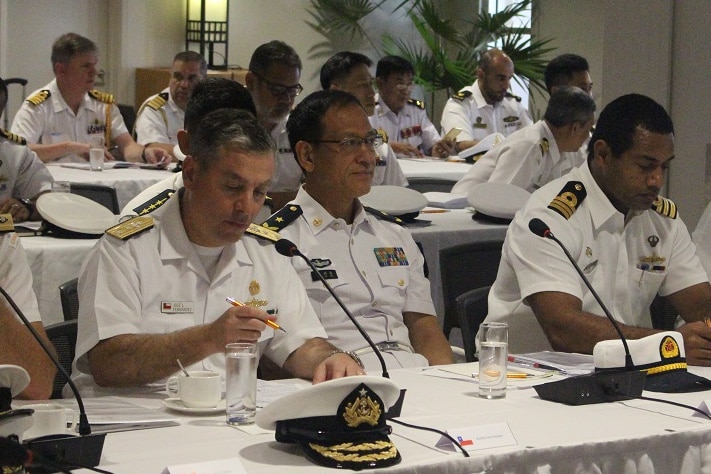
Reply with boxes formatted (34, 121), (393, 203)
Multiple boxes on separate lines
(147, 93), (168, 110)
(260, 204), (303, 232)
(245, 223), (282, 243)
(547, 181), (587, 220)
(376, 128), (389, 144)
(106, 216), (154, 240)
(89, 90), (115, 104)
(26, 89), (51, 106)
(407, 98), (425, 109)
(363, 206), (404, 225)
(0, 128), (27, 145)
(651, 196), (677, 219)
(539, 137), (550, 155)
(452, 90), (472, 101)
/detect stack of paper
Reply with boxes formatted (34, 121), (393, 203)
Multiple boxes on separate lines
(422, 192), (468, 209)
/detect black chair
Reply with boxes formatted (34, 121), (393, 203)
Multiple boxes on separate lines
(439, 240), (504, 339)
(407, 177), (457, 193)
(59, 278), (79, 321)
(70, 183), (120, 214)
(45, 320), (78, 399)
(456, 285), (491, 362)
(650, 294), (678, 330)
(118, 103), (137, 137)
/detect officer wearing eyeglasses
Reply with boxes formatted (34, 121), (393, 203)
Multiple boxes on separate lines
(246, 41), (305, 211)
(370, 56), (454, 158)
(262, 90), (454, 371)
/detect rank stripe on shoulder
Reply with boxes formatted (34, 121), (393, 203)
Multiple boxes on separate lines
(245, 223), (282, 243)
(0, 128), (27, 145)
(147, 92), (168, 110)
(89, 89), (115, 104)
(547, 181), (586, 220)
(452, 90), (472, 101)
(26, 89), (51, 106)
(364, 206), (404, 225)
(407, 98), (425, 109)
(651, 196), (677, 219)
(106, 216), (154, 240)
(260, 204), (303, 232)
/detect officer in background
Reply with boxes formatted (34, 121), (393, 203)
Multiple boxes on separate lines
(370, 55), (453, 158)
(441, 49), (532, 153)
(544, 53), (594, 96)
(245, 40), (304, 210)
(264, 90), (454, 371)
(134, 51), (207, 161)
(480, 93), (711, 364)
(11, 32), (169, 165)
(319, 51), (407, 187)
(451, 86), (595, 195)
(0, 77), (52, 222)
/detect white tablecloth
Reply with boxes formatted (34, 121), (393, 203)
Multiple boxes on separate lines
(399, 158), (472, 181)
(46, 163), (175, 210)
(49, 364), (711, 473)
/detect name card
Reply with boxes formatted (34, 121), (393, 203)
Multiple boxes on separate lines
(436, 422), (516, 452)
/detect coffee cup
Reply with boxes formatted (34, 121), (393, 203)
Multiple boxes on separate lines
(23, 403), (76, 439)
(166, 370), (222, 408)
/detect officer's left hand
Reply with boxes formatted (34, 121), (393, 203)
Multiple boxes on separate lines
(432, 139), (455, 159)
(0, 197), (30, 222)
(677, 320), (711, 366)
(312, 352), (366, 384)
(143, 148), (172, 168)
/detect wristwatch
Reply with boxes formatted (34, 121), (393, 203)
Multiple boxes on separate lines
(19, 198), (35, 215)
(329, 349), (365, 369)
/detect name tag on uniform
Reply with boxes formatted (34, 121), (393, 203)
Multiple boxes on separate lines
(373, 247), (409, 267)
(161, 301), (194, 314)
(312, 270), (338, 281)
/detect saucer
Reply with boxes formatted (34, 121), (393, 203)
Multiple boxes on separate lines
(162, 398), (225, 415)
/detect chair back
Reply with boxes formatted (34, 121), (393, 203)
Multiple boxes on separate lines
(58, 278), (79, 321)
(407, 177), (457, 194)
(118, 103), (137, 138)
(439, 240), (503, 338)
(70, 183), (120, 214)
(650, 295), (678, 330)
(456, 285), (491, 362)
(45, 320), (78, 399)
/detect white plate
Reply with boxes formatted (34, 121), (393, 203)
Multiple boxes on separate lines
(162, 398), (225, 415)
(36, 192), (118, 234)
(467, 182), (531, 220)
(360, 185), (428, 215)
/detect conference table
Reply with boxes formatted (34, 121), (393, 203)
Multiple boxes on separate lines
(21, 209), (507, 327)
(398, 157), (471, 181)
(44, 363), (711, 473)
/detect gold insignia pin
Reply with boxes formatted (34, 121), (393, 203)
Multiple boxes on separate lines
(585, 247), (592, 258)
(249, 280), (260, 296)
(313, 218), (322, 227)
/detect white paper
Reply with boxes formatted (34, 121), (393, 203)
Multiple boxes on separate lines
(422, 192), (468, 209)
(508, 351), (594, 375)
(162, 457), (247, 474)
(437, 422), (517, 451)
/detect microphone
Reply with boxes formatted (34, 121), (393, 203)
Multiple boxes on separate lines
(274, 239), (390, 379)
(0, 286), (105, 469)
(526, 218), (645, 405)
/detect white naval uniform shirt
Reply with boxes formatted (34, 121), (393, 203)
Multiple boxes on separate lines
(0, 233), (42, 323)
(481, 162), (708, 353)
(440, 80), (532, 143)
(0, 136), (53, 201)
(451, 120), (584, 195)
(134, 87), (184, 146)
(11, 79), (129, 163)
(372, 141), (408, 186)
(276, 188), (434, 371)
(370, 94), (441, 154)
(72, 191), (327, 396)
(270, 117), (303, 193)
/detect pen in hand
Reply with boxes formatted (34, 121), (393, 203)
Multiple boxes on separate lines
(226, 296), (286, 333)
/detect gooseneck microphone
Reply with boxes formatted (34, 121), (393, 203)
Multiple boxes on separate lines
(526, 218), (645, 405)
(0, 286), (105, 470)
(274, 238), (390, 379)
(528, 218), (634, 369)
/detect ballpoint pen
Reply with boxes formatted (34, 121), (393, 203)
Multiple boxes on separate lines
(506, 355), (559, 372)
(226, 296), (286, 333)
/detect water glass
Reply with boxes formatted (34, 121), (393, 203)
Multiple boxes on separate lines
(478, 322), (508, 399)
(225, 342), (257, 425)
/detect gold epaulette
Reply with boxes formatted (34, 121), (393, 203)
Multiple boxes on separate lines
(539, 137), (550, 155)
(407, 98), (425, 110)
(651, 196), (677, 219)
(505, 91), (522, 102)
(132, 189), (174, 216)
(147, 92), (169, 110)
(363, 206), (404, 226)
(26, 89), (50, 106)
(376, 128), (389, 144)
(452, 90), (472, 101)
(260, 204), (303, 232)
(245, 223), (281, 243)
(0, 128), (27, 145)
(89, 90), (115, 104)
(547, 181), (586, 220)
(0, 214), (15, 233)
(105, 216), (154, 240)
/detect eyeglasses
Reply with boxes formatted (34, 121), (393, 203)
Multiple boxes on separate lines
(311, 132), (384, 152)
(395, 83), (415, 92)
(252, 70), (303, 98)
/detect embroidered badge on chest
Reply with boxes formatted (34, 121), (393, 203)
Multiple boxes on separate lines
(373, 247), (409, 267)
